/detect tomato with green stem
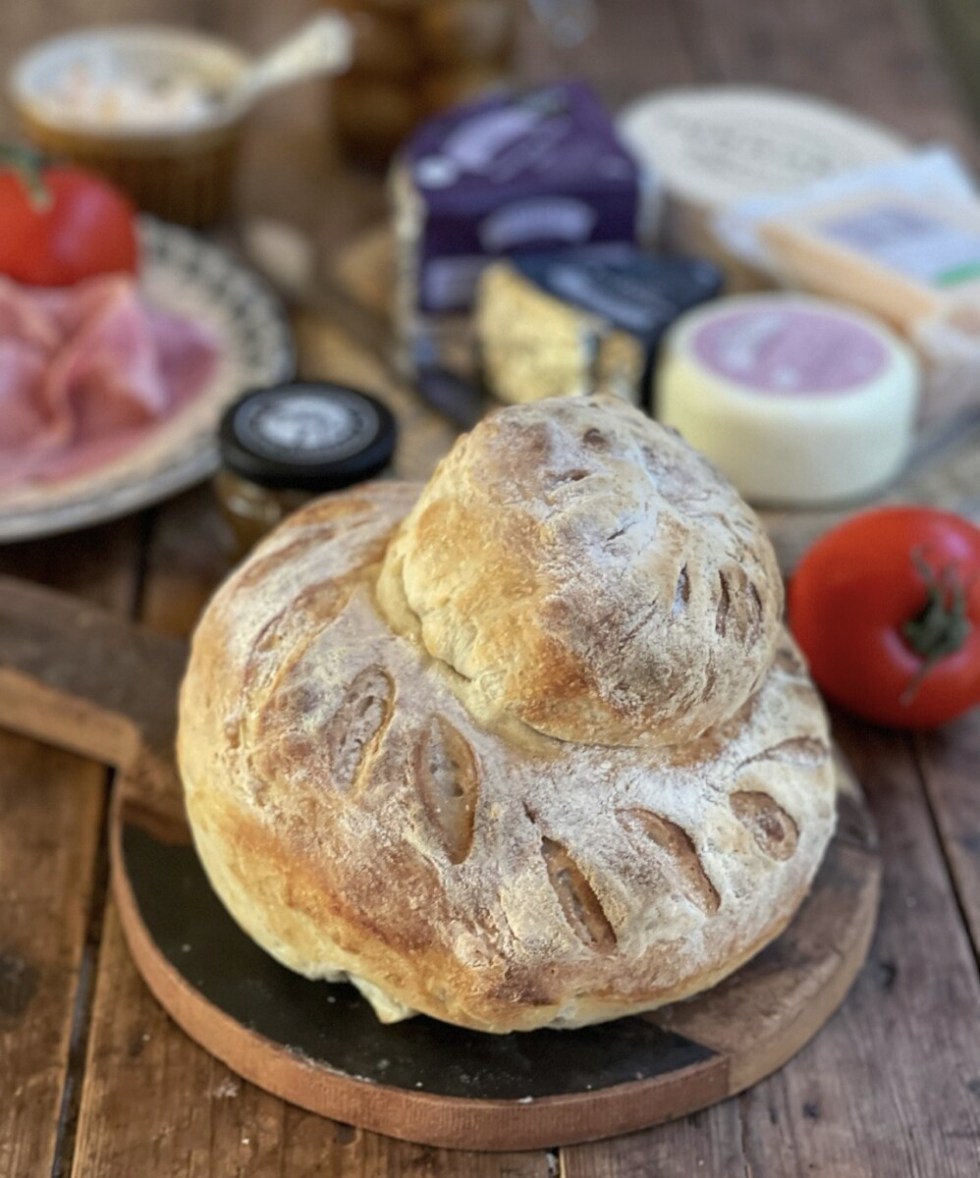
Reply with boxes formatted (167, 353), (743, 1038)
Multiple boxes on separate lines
(0, 145), (138, 286)
(788, 506), (980, 729)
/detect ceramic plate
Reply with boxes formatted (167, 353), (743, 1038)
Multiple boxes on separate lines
(0, 217), (294, 543)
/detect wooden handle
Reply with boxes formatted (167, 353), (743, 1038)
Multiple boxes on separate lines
(0, 576), (186, 768)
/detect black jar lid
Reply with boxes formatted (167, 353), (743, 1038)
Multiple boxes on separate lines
(218, 382), (397, 492)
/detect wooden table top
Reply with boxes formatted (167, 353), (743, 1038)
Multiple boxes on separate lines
(2, 1), (980, 1175)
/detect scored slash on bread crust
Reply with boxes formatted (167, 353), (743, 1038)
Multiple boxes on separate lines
(178, 397), (837, 1033)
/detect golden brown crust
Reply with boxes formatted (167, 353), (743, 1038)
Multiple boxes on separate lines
(179, 440), (836, 1033)
(376, 396), (783, 747)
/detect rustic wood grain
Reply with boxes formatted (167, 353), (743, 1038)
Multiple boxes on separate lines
(0, 522), (140, 1178)
(915, 711), (980, 966)
(71, 899), (260, 1178)
(736, 716), (980, 1178)
(0, 575), (185, 769)
(0, 736), (106, 1178)
(136, 486), (237, 640)
(516, 0), (696, 103)
(76, 898), (548, 1176)
(0, 519), (142, 614)
(2, 0), (980, 1173)
(64, 488), (291, 1178)
(671, 0), (977, 159)
(563, 1107), (751, 1178)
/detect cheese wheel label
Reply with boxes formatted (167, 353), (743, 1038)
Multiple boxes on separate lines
(479, 198), (597, 251)
(690, 306), (889, 395)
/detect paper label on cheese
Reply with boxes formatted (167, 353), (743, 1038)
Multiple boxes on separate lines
(402, 82), (641, 314)
(818, 205), (980, 288)
(512, 245), (723, 340)
(690, 306), (889, 395)
(547, 262), (674, 332)
(440, 106), (551, 175)
(479, 198), (597, 251)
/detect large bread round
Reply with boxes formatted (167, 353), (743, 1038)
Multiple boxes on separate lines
(179, 400), (836, 1033)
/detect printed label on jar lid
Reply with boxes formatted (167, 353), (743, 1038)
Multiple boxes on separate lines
(233, 386), (380, 465)
(689, 304), (890, 395)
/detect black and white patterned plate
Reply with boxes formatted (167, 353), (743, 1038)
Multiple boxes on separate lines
(0, 217), (294, 543)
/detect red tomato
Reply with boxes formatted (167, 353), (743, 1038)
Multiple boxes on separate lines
(788, 507), (980, 729)
(0, 156), (138, 286)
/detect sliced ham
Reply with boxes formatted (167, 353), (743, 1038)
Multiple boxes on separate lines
(42, 277), (173, 439)
(0, 275), (219, 490)
(0, 278), (61, 354)
(0, 341), (67, 490)
(149, 307), (221, 411)
(0, 342), (47, 443)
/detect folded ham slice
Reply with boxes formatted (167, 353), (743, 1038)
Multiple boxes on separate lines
(0, 275), (218, 490)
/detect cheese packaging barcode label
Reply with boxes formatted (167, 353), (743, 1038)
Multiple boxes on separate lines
(818, 205), (980, 289)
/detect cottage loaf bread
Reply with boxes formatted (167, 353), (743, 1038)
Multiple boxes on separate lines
(178, 396), (836, 1034)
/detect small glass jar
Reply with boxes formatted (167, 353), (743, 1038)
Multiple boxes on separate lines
(331, 0), (520, 166)
(215, 381), (397, 554)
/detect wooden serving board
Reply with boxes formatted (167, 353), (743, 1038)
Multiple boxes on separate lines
(0, 574), (881, 1151)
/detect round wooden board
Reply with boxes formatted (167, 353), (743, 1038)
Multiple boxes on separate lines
(0, 517), (883, 1154)
(110, 759), (880, 1153)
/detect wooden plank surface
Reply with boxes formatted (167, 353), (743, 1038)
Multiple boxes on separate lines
(732, 718), (980, 1178)
(0, 737), (106, 1178)
(0, 523), (140, 1178)
(915, 713), (980, 963)
(1, 0), (980, 1174)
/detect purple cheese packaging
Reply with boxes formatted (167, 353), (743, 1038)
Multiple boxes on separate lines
(391, 81), (648, 367)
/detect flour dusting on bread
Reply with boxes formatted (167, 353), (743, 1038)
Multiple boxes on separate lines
(377, 396), (783, 747)
(178, 396), (836, 1034)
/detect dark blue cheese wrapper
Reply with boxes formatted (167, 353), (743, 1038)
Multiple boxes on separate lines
(393, 82), (642, 325)
(475, 244), (723, 406)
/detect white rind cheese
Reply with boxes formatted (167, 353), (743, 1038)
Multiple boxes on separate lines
(617, 87), (906, 286)
(655, 294), (920, 506)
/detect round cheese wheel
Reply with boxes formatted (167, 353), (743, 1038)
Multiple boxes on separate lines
(616, 87), (906, 283)
(654, 294), (920, 507)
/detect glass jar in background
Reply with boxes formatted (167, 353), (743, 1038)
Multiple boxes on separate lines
(215, 381), (397, 555)
(331, 0), (520, 166)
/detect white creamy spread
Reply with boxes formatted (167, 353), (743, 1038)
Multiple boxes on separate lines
(38, 60), (214, 129)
